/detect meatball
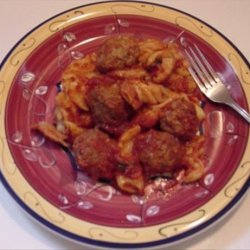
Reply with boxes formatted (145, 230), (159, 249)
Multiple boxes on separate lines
(134, 129), (184, 175)
(96, 35), (140, 72)
(72, 129), (118, 180)
(87, 80), (132, 127)
(159, 98), (199, 140)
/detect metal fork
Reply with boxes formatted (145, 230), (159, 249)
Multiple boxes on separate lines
(185, 44), (250, 123)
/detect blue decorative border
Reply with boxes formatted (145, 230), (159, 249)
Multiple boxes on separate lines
(0, 1), (249, 249)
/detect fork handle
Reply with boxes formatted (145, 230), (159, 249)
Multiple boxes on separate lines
(227, 101), (250, 123)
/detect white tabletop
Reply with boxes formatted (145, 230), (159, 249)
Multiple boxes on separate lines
(0, 0), (249, 249)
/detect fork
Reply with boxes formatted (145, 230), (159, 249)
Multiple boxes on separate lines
(185, 44), (250, 123)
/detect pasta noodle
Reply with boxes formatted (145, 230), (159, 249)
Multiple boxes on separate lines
(182, 136), (205, 183)
(118, 125), (141, 158)
(120, 79), (176, 109)
(61, 53), (99, 111)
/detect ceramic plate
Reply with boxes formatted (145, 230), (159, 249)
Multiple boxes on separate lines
(0, 1), (249, 249)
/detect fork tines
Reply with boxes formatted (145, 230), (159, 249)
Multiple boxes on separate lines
(185, 44), (219, 93)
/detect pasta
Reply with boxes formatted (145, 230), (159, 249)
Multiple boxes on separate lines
(120, 79), (176, 109)
(181, 136), (205, 183)
(118, 125), (141, 158)
(33, 34), (206, 195)
(61, 53), (99, 111)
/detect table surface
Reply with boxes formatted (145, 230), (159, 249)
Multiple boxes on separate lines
(0, 0), (249, 249)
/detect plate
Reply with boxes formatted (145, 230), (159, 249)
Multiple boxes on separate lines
(0, 1), (249, 249)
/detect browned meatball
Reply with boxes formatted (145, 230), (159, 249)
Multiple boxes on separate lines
(72, 129), (118, 180)
(87, 79), (132, 127)
(159, 98), (199, 140)
(134, 129), (184, 176)
(96, 35), (140, 72)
